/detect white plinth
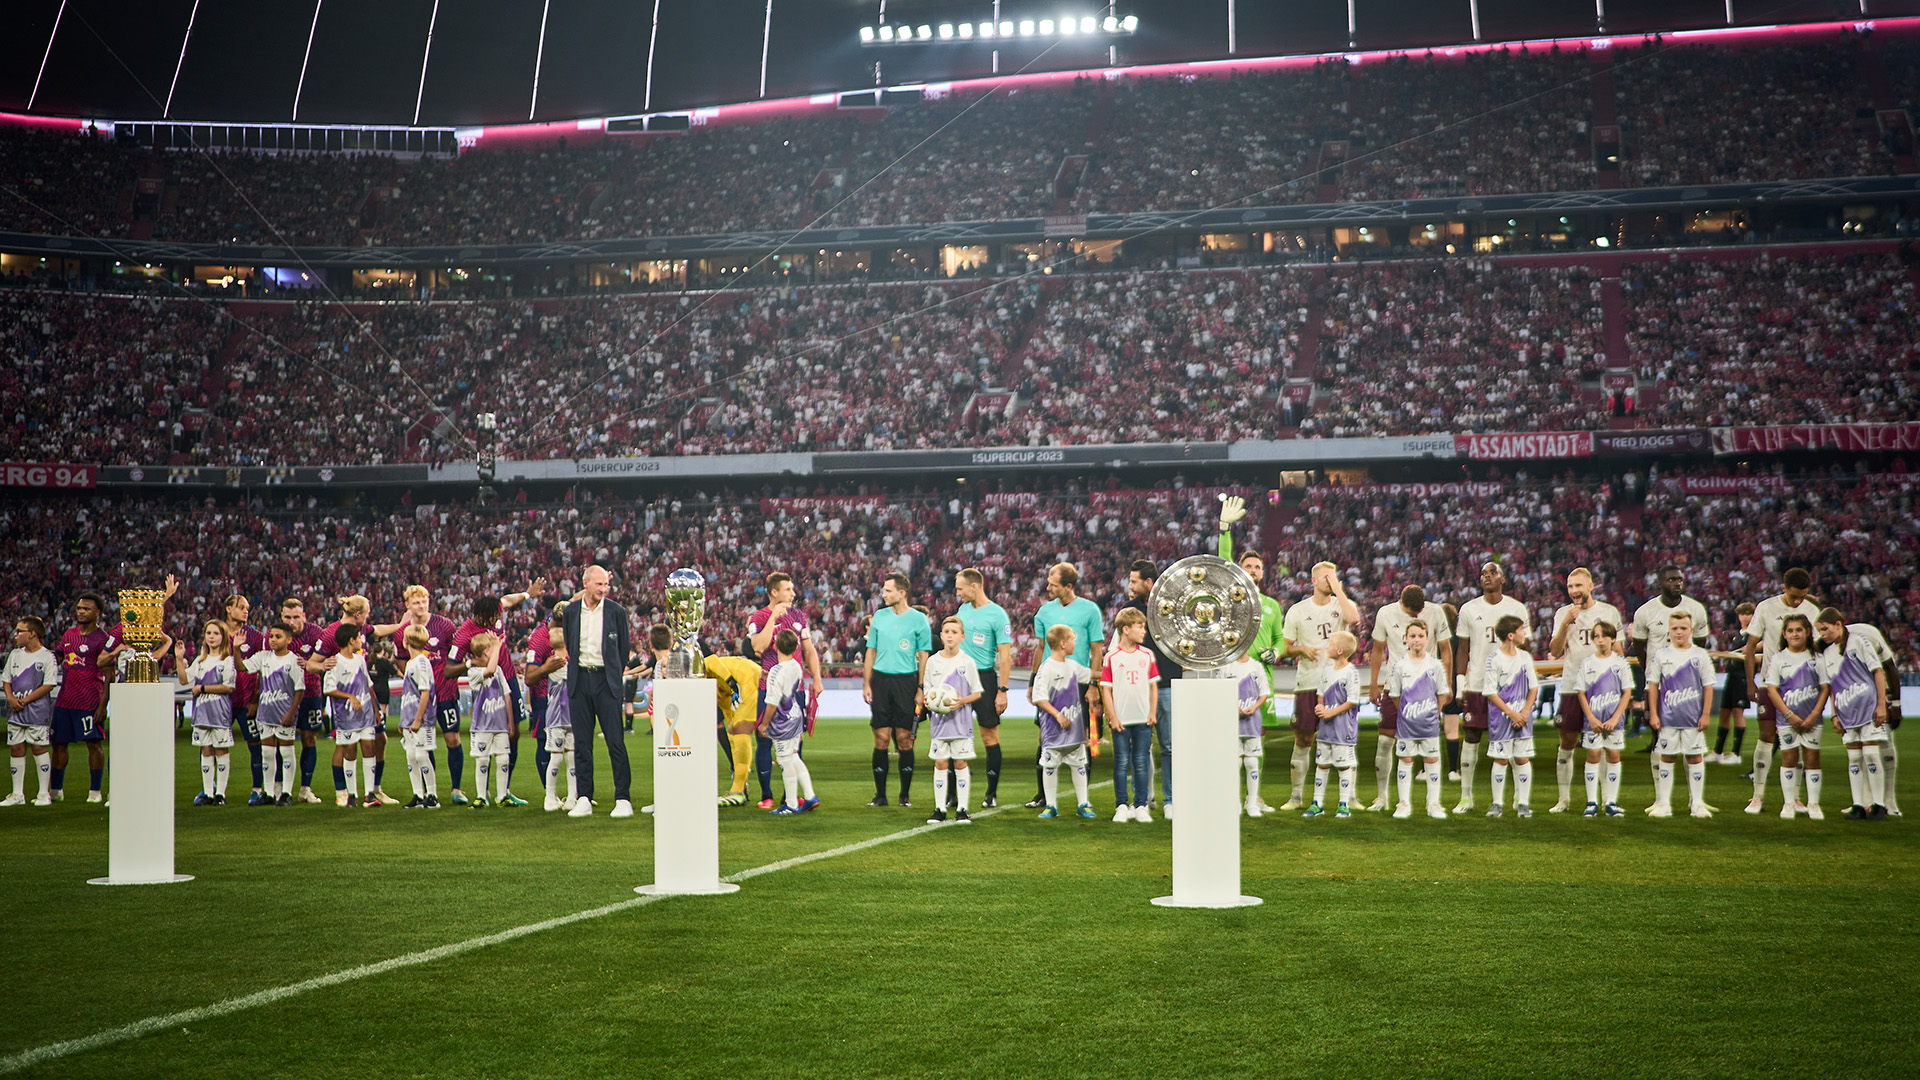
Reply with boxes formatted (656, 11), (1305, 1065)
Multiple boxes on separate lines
(1151, 677), (1260, 909)
(633, 678), (739, 897)
(88, 682), (192, 886)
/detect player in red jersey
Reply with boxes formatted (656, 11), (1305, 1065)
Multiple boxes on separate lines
(747, 572), (825, 809)
(220, 594), (272, 805)
(443, 579), (549, 807)
(49, 594), (121, 802)
(280, 597), (332, 803)
(375, 585), (465, 803)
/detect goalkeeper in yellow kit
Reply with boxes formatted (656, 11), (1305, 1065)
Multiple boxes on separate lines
(706, 652), (762, 807)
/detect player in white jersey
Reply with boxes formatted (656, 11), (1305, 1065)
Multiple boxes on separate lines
(1546, 568), (1625, 813)
(1814, 609), (1894, 820)
(924, 618), (984, 824)
(398, 624), (441, 809)
(762, 629), (821, 816)
(1646, 611), (1716, 818)
(1741, 568), (1822, 813)
(1369, 586), (1452, 812)
(1762, 614), (1828, 820)
(1385, 620), (1451, 818)
(1575, 621), (1633, 817)
(1630, 564), (1711, 786)
(1280, 561), (1360, 810)
(1032, 625), (1096, 819)
(1452, 562), (1529, 814)
(5, 617), (60, 806)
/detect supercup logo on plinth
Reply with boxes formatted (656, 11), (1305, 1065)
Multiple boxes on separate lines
(658, 703), (693, 757)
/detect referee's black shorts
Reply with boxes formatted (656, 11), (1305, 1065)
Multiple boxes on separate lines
(870, 671), (919, 731)
(975, 669), (1002, 729)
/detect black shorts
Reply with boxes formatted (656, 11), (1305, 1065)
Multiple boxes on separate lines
(975, 669), (1003, 729)
(1720, 673), (1750, 711)
(870, 671), (919, 730)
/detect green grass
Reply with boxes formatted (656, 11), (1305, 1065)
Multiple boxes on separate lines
(2, 717), (1916, 1079)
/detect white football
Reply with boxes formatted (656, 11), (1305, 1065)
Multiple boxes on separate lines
(924, 683), (958, 713)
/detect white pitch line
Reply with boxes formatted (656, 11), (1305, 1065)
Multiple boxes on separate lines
(0, 787), (1117, 1075)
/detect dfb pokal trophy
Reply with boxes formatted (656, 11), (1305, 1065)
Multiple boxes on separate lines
(1145, 555), (1263, 909)
(636, 567), (738, 897)
(89, 587), (192, 885)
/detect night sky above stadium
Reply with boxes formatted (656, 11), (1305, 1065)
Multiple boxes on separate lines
(5, 0), (1913, 126)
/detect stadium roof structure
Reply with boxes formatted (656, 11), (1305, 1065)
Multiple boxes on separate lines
(7, 0), (1919, 127)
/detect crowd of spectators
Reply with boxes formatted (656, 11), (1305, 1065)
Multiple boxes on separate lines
(1622, 251), (1920, 427)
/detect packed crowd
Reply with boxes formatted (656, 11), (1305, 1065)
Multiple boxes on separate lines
(1, 31), (1905, 247)
(1622, 251), (1920, 427)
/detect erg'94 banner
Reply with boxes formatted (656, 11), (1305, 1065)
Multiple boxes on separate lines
(0, 463), (97, 489)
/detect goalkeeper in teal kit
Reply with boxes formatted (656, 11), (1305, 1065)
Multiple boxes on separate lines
(1215, 496), (1288, 810)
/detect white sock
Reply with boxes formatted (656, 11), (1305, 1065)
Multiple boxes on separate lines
(1425, 761), (1443, 807)
(955, 767), (971, 811)
(201, 757), (215, 796)
(1514, 760), (1533, 807)
(1805, 768), (1822, 810)
(1865, 744), (1887, 807)
(1290, 744), (1311, 799)
(1584, 762), (1600, 805)
(405, 749), (425, 798)
(1847, 747), (1866, 807)
(1556, 748), (1575, 803)
(1688, 762), (1706, 807)
(8, 757), (21, 799)
(1752, 741), (1774, 798)
(785, 757), (802, 808)
(1312, 766), (1329, 807)
(422, 752), (438, 799)
(1780, 766), (1799, 808)
(793, 754), (815, 801)
(563, 750), (576, 801)
(1397, 761), (1413, 806)
(1042, 764), (1060, 808)
(1375, 737), (1394, 802)
(1069, 759), (1089, 806)
(932, 768), (949, 812)
(260, 746), (277, 799)
(1489, 761), (1507, 808)
(494, 755), (510, 801)
(214, 755), (231, 797)
(1460, 742), (1480, 802)
(545, 753), (562, 800)
(33, 751), (51, 798)
(344, 758), (359, 798)
(1603, 762), (1621, 806)
(1881, 736), (1899, 810)
(1655, 763), (1674, 810)
(1336, 766), (1354, 807)
(1243, 754), (1262, 805)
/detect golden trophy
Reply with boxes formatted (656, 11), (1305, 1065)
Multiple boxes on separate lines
(117, 588), (169, 684)
(662, 568), (708, 679)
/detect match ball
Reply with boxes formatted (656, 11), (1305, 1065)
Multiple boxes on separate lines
(924, 683), (958, 713)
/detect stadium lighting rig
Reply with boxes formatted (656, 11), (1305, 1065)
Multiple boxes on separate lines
(860, 13), (1136, 45)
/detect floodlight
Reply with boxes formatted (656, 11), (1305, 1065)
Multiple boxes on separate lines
(1103, 15), (1118, 31)
(1060, 16), (1075, 35)
(939, 23), (954, 38)
(1039, 19), (1054, 34)
(958, 22), (973, 37)
(1080, 16), (1096, 32)
(1122, 15), (1138, 31)
(879, 24), (894, 40)
(999, 21), (1014, 36)
(860, 26), (875, 43)
(917, 24), (932, 39)
(1019, 19), (1035, 35)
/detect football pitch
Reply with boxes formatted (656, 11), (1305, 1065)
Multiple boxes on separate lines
(2, 716), (1915, 1079)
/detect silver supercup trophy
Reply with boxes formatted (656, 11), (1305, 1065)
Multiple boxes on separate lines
(1145, 555), (1262, 672)
(663, 568), (708, 679)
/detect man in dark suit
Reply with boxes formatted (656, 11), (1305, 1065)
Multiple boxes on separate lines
(565, 564), (635, 818)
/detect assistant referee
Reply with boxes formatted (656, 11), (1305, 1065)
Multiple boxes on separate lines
(864, 572), (932, 808)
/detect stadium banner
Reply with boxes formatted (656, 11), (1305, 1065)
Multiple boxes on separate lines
(1087, 485), (1252, 509)
(1229, 435), (1458, 462)
(1666, 476), (1786, 494)
(98, 464), (428, 487)
(814, 443), (1230, 473)
(436, 454), (811, 482)
(759, 495), (887, 515)
(0, 463), (97, 489)
(1711, 422), (1920, 455)
(982, 492), (1042, 510)
(1311, 481), (1504, 498)
(1455, 432), (1593, 461)
(1593, 428), (1710, 456)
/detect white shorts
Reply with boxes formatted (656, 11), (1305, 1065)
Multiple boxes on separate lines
(544, 727), (575, 754)
(1239, 736), (1264, 757)
(1776, 724), (1823, 751)
(1581, 729), (1627, 752)
(402, 725), (439, 752)
(259, 723), (296, 744)
(470, 730), (510, 757)
(334, 725), (376, 746)
(1396, 736), (1441, 759)
(1489, 737), (1535, 761)
(1039, 744), (1089, 771)
(191, 725), (235, 748)
(7, 724), (51, 747)
(930, 736), (975, 761)
(1317, 741), (1357, 769)
(1655, 727), (1710, 757)
(1842, 724), (1889, 747)
(774, 736), (805, 761)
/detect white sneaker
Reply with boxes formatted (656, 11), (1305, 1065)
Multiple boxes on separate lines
(32, 794), (51, 806)
(1245, 801), (1263, 818)
(1795, 801), (1809, 814)
(1722, 753), (1742, 765)
(1744, 797), (1765, 814)
(1427, 804), (1447, 819)
(1780, 804), (1797, 819)
(1135, 806), (1153, 823)
(1648, 805), (1673, 818)
(568, 798), (595, 817)
(1392, 803), (1412, 819)
(1277, 797), (1301, 811)
(1365, 797), (1388, 812)
(544, 794), (562, 811)
(1162, 802), (1173, 820)
(1690, 803), (1713, 819)
(0, 794), (23, 807)
(86, 791), (103, 803)
(1807, 804), (1825, 820)
(1447, 770), (1461, 782)
(1113, 805), (1132, 823)
(640, 804), (655, 814)
(1546, 799), (1570, 814)
(298, 788), (322, 804)
(609, 800), (635, 819)
(335, 792), (350, 808)
(1452, 800), (1474, 815)
(374, 788), (397, 804)
(561, 796), (577, 811)
(1255, 797), (1276, 813)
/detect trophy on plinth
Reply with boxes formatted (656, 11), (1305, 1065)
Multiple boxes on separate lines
(117, 588), (169, 684)
(1145, 555), (1264, 909)
(636, 566), (737, 897)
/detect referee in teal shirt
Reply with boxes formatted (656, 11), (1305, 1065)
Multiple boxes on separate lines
(1027, 562), (1106, 807)
(864, 572), (932, 808)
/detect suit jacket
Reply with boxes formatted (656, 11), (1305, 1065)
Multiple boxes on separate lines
(563, 597), (631, 700)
